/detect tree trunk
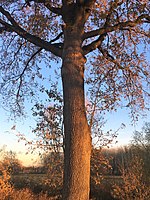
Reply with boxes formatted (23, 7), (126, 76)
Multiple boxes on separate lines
(61, 22), (91, 200)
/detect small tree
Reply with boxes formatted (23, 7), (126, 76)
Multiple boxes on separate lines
(91, 148), (111, 186)
(42, 152), (63, 195)
(112, 155), (150, 200)
(0, 160), (14, 200)
(131, 122), (150, 183)
(31, 85), (64, 152)
(1, 150), (22, 175)
(132, 122), (150, 148)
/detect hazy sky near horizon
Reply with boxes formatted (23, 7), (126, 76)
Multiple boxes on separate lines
(0, 101), (150, 166)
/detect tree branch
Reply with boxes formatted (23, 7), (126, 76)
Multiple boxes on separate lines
(0, 6), (63, 57)
(83, 34), (106, 55)
(0, 26), (12, 33)
(83, 0), (96, 7)
(15, 32), (63, 98)
(62, 0), (67, 6)
(44, 3), (62, 15)
(16, 47), (42, 99)
(26, 0), (62, 15)
(98, 46), (124, 70)
(83, 14), (150, 40)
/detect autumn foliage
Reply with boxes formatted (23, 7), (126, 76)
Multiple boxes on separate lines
(112, 156), (150, 200)
(0, 0), (150, 199)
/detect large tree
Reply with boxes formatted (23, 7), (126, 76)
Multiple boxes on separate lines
(0, 0), (150, 199)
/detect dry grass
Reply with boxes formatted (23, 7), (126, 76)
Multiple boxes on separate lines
(0, 161), (60, 200)
(0, 188), (60, 200)
(2, 156), (149, 200)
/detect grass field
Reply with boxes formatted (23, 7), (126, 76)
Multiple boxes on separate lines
(10, 173), (122, 200)
(2, 173), (149, 199)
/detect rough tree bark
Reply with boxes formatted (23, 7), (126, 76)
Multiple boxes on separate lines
(61, 3), (92, 200)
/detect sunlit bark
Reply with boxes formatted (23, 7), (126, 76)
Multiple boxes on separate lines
(61, 5), (92, 199)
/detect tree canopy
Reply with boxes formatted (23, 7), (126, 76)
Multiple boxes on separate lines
(0, 0), (149, 118)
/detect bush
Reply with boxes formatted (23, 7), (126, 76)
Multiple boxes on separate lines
(0, 160), (14, 200)
(112, 156), (150, 200)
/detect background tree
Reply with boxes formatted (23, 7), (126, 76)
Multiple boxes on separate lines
(41, 151), (63, 196)
(132, 122), (150, 148)
(0, 161), (13, 200)
(0, 1), (150, 199)
(0, 149), (22, 175)
(31, 85), (64, 153)
(112, 155), (150, 200)
(131, 122), (150, 183)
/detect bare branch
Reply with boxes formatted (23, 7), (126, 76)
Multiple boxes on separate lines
(83, 0), (96, 7)
(0, 26), (12, 33)
(62, 0), (67, 6)
(44, 3), (62, 15)
(50, 32), (63, 43)
(0, 6), (63, 57)
(16, 47), (41, 99)
(62, 0), (80, 6)
(89, 82), (100, 129)
(98, 46), (124, 70)
(83, 34), (106, 55)
(76, 0), (83, 4)
(83, 14), (150, 40)
(16, 32), (63, 98)
(26, 0), (62, 15)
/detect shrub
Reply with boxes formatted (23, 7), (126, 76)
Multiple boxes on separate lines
(0, 160), (14, 200)
(112, 156), (150, 200)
